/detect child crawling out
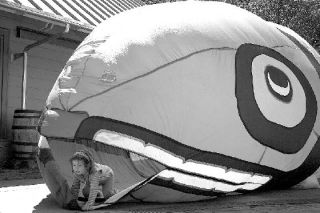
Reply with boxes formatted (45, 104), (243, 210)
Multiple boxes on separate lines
(69, 150), (117, 211)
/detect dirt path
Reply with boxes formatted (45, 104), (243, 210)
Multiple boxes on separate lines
(1, 180), (320, 213)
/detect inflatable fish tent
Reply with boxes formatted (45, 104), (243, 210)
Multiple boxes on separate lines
(36, 1), (320, 209)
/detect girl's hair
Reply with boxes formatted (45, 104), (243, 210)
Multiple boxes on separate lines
(70, 150), (95, 174)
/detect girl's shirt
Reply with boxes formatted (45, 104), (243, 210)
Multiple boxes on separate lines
(71, 163), (114, 206)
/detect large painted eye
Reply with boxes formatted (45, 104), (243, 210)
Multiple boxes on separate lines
(235, 44), (317, 154)
(251, 55), (306, 128)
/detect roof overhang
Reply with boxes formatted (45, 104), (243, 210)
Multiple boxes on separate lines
(0, 1), (92, 33)
(0, 0), (145, 34)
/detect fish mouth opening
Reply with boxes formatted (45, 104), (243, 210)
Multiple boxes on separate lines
(93, 129), (272, 194)
(79, 125), (320, 194)
(71, 116), (281, 195)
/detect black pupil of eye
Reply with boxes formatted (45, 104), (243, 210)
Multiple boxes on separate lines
(265, 65), (289, 88)
(264, 65), (292, 102)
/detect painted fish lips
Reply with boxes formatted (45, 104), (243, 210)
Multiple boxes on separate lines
(93, 128), (272, 193)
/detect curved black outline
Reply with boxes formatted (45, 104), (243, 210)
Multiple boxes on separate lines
(235, 43), (317, 154)
(75, 116), (283, 176)
(73, 116), (320, 192)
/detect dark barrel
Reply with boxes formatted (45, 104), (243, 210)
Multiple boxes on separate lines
(12, 109), (41, 160)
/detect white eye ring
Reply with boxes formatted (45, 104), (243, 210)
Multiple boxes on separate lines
(252, 54), (306, 128)
(267, 72), (290, 97)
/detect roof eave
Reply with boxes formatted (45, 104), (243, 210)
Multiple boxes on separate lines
(0, 1), (94, 33)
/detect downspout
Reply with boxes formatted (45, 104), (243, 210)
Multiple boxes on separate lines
(12, 23), (70, 109)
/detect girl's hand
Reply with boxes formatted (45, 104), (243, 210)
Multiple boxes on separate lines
(81, 203), (93, 211)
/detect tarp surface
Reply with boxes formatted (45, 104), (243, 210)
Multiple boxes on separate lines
(37, 1), (320, 209)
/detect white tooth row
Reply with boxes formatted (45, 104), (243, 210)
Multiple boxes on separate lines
(94, 130), (271, 186)
(158, 170), (263, 192)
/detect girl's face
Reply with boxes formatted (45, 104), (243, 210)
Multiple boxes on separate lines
(72, 159), (87, 175)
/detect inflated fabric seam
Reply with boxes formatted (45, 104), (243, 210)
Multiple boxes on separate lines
(69, 46), (236, 110)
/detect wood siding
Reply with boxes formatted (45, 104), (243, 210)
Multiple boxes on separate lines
(0, 12), (77, 139)
(0, 28), (9, 138)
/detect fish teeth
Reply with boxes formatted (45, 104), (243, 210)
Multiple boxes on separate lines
(158, 170), (264, 192)
(94, 130), (271, 191)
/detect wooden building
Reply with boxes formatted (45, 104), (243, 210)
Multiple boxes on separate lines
(0, 0), (145, 146)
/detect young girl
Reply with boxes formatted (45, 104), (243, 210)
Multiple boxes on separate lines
(70, 150), (116, 211)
